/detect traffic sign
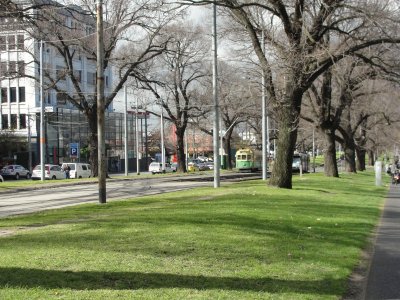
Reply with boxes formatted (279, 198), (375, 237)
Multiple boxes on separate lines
(70, 143), (79, 158)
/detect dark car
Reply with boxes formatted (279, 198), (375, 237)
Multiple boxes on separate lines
(1, 165), (31, 180)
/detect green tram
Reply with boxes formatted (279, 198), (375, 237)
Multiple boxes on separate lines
(235, 148), (309, 173)
(235, 148), (262, 172)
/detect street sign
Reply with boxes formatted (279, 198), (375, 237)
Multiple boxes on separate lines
(70, 143), (79, 159)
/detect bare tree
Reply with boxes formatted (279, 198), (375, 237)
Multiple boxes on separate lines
(5, 0), (176, 176)
(138, 22), (210, 172)
(182, 0), (400, 188)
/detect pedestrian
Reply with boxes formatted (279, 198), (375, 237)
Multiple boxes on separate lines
(64, 165), (71, 179)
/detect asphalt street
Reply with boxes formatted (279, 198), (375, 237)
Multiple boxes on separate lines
(364, 183), (400, 300)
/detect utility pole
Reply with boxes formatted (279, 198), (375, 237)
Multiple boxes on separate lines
(97, 0), (106, 204)
(40, 40), (45, 181)
(124, 85), (128, 176)
(136, 95), (140, 175)
(160, 105), (165, 171)
(212, 2), (220, 188)
(261, 30), (267, 181)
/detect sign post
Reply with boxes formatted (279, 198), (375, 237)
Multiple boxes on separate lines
(70, 143), (79, 161)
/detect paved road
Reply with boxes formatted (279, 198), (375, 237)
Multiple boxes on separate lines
(364, 183), (400, 300)
(0, 177), (211, 218)
(0, 173), (260, 218)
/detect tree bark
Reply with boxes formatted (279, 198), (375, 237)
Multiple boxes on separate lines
(175, 126), (187, 173)
(343, 143), (357, 173)
(269, 88), (301, 188)
(368, 149), (375, 166)
(225, 130), (234, 169)
(322, 128), (339, 177)
(86, 109), (98, 177)
(356, 147), (366, 171)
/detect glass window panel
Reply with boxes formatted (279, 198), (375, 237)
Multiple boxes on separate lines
(10, 87), (16, 102)
(7, 35), (15, 50)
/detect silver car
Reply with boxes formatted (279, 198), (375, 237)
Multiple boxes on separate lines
(31, 164), (64, 180)
(1, 165), (31, 180)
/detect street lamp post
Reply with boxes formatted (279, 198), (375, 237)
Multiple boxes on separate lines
(136, 96), (140, 175)
(160, 105), (165, 171)
(124, 86), (128, 176)
(212, 2), (220, 188)
(97, 0), (106, 204)
(261, 30), (268, 181)
(40, 40), (45, 181)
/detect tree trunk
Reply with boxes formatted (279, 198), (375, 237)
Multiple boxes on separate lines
(343, 142), (357, 173)
(356, 147), (366, 171)
(226, 130), (233, 169)
(341, 108), (356, 173)
(322, 129), (339, 177)
(87, 110), (98, 177)
(175, 127), (187, 173)
(368, 149), (375, 166)
(269, 88), (301, 188)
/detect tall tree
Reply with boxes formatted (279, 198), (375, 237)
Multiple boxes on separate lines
(184, 0), (400, 188)
(139, 22), (210, 172)
(5, 0), (175, 176)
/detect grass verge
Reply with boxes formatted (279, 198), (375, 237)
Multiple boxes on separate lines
(0, 171), (388, 299)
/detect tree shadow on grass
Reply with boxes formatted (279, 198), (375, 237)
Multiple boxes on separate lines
(0, 267), (342, 296)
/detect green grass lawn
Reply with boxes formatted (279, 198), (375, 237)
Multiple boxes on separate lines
(0, 172), (388, 299)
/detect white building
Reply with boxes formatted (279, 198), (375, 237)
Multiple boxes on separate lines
(0, 0), (114, 166)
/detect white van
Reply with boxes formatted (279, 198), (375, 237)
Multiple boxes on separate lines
(61, 163), (92, 179)
(148, 162), (174, 174)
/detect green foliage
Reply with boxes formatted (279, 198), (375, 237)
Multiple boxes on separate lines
(0, 172), (386, 299)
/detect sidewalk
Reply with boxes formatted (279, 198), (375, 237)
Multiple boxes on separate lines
(364, 183), (400, 299)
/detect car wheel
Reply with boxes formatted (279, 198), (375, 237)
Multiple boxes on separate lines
(15, 173), (20, 180)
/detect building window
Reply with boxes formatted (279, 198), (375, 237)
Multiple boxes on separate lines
(7, 35), (15, 50)
(0, 36), (5, 51)
(9, 61), (16, 75)
(10, 87), (16, 103)
(17, 34), (24, 50)
(1, 88), (7, 103)
(56, 65), (66, 81)
(73, 70), (82, 83)
(1, 115), (8, 128)
(57, 92), (67, 104)
(17, 61), (25, 76)
(19, 114), (26, 129)
(0, 61), (6, 76)
(10, 114), (17, 129)
(19, 87), (25, 102)
(87, 72), (96, 85)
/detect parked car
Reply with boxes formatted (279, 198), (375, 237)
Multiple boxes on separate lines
(61, 163), (91, 179)
(0, 174), (3, 182)
(1, 165), (31, 180)
(206, 162), (214, 170)
(148, 162), (174, 174)
(31, 164), (64, 180)
(197, 162), (210, 171)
